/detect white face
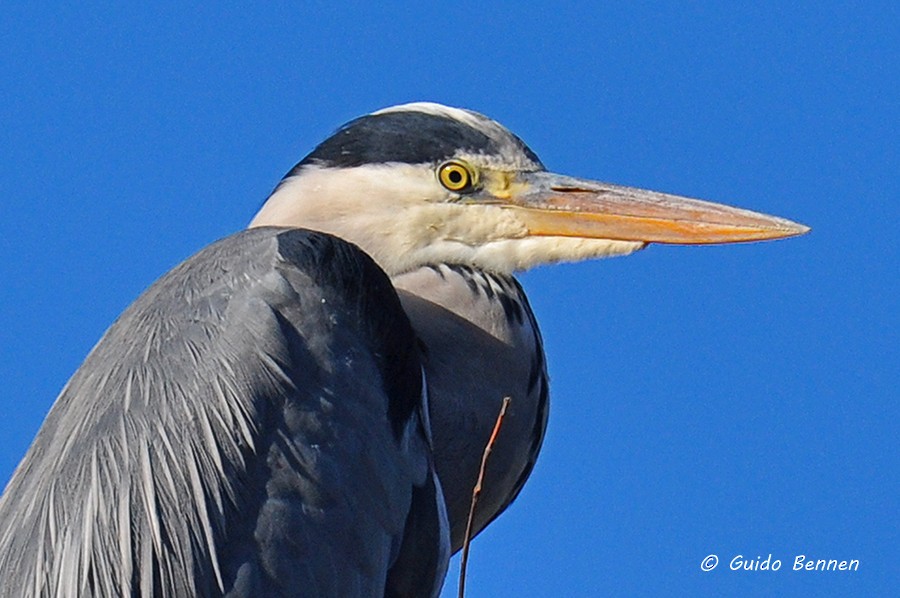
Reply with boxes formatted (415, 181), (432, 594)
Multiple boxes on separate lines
(249, 103), (647, 274)
(249, 159), (644, 276)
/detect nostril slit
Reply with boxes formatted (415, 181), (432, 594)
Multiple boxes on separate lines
(550, 186), (598, 193)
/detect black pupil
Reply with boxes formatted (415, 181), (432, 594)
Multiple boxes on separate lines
(449, 170), (463, 184)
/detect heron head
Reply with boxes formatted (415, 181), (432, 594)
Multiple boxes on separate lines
(251, 102), (808, 275)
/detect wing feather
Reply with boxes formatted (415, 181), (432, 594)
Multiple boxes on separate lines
(0, 228), (448, 597)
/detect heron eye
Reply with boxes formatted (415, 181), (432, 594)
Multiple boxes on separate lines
(438, 161), (474, 192)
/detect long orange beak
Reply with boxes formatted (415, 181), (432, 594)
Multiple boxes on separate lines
(483, 171), (809, 244)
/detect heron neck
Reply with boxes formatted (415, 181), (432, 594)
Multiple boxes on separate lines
(391, 264), (548, 551)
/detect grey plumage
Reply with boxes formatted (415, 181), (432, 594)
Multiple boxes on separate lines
(0, 228), (448, 597)
(394, 265), (548, 550)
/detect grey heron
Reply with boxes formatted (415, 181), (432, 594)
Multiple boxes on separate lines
(0, 102), (808, 597)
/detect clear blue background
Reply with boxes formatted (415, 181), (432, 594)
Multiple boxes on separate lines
(1, 3), (896, 596)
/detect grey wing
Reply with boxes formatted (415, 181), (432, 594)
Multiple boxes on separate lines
(0, 228), (448, 597)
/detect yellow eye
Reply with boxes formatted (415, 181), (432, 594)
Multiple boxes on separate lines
(438, 161), (474, 192)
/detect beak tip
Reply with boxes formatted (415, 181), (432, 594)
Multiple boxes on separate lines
(781, 220), (811, 239)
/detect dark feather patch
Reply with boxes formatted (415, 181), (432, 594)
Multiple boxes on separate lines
(274, 231), (421, 440)
(282, 110), (542, 176)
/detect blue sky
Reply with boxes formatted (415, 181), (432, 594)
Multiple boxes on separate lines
(1, 3), (896, 596)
